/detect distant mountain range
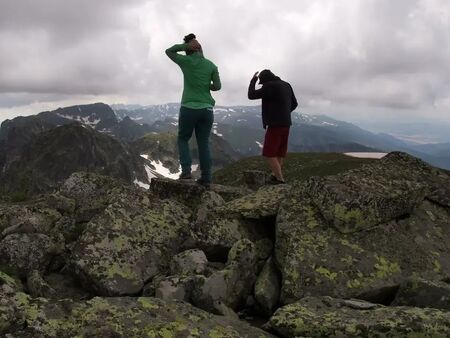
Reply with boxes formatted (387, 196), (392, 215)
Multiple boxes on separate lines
(112, 103), (450, 169)
(1, 102), (449, 199)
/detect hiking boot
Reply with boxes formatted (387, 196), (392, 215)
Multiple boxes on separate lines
(196, 178), (211, 188)
(268, 175), (285, 185)
(178, 172), (192, 180)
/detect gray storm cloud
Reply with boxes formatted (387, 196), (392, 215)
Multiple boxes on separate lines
(0, 0), (449, 123)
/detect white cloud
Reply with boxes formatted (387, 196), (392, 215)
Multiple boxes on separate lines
(1, 0), (450, 124)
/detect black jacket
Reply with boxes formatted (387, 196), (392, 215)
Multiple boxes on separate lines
(248, 77), (298, 128)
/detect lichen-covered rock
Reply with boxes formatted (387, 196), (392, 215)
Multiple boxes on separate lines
(191, 239), (258, 314)
(306, 164), (425, 234)
(155, 275), (199, 302)
(170, 249), (208, 276)
(1, 292), (275, 337)
(26, 270), (56, 298)
(58, 172), (122, 222)
(392, 278), (450, 310)
(255, 238), (274, 262)
(243, 170), (270, 190)
(69, 186), (191, 296)
(151, 178), (251, 208)
(0, 203), (62, 237)
(276, 186), (450, 304)
(191, 211), (271, 260)
(0, 270), (21, 291)
(255, 257), (281, 315)
(150, 178), (208, 208)
(45, 193), (76, 214)
(43, 273), (92, 301)
(0, 233), (62, 278)
(209, 183), (252, 202)
(195, 190), (225, 224)
(268, 296), (450, 338)
(219, 184), (291, 219)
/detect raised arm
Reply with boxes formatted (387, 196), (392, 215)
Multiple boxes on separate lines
(165, 44), (188, 65)
(210, 66), (222, 91)
(248, 72), (265, 100)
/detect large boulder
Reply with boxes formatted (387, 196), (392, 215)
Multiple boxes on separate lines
(219, 184), (291, 219)
(69, 185), (191, 296)
(58, 172), (123, 223)
(255, 257), (281, 315)
(392, 277), (450, 310)
(268, 296), (450, 338)
(305, 153), (432, 234)
(170, 249), (208, 276)
(190, 188), (278, 260)
(0, 291), (275, 337)
(150, 178), (251, 207)
(191, 210), (271, 261)
(275, 153), (450, 304)
(0, 233), (62, 278)
(0, 203), (62, 237)
(191, 239), (258, 314)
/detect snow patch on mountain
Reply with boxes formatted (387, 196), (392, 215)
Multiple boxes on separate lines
(345, 152), (387, 159)
(133, 179), (150, 189)
(212, 123), (223, 137)
(56, 113), (101, 127)
(150, 160), (180, 179)
(140, 154), (180, 180)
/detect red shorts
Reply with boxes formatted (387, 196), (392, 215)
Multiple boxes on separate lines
(262, 127), (290, 158)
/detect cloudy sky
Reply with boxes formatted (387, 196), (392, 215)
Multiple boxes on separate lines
(0, 0), (449, 128)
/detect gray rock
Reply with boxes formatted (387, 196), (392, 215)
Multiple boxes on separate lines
(69, 185), (191, 296)
(392, 277), (450, 310)
(243, 170), (270, 190)
(0, 204), (62, 238)
(170, 249), (208, 276)
(0, 270), (21, 292)
(255, 238), (274, 262)
(0, 233), (62, 278)
(151, 178), (251, 209)
(195, 190), (225, 224)
(255, 257), (281, 315)
(219, 184), (291, 219)
(45, 193), (76, 214)
(192, 239), (257, 313)
(1, 291), (275, 337)
(44, 273), (91, 301)
(155, 276), (197, 302)
(275, 153), (450, 304)
(26, 270), (56, 298)
(59, 172), (120, 222)
(268, 296), (450, 338)
(150, 178), (208, 208)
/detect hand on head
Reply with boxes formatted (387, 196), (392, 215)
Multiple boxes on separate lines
(252, 72), (259, 81)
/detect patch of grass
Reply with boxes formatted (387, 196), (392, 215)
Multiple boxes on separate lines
(213, 152), (377, 186)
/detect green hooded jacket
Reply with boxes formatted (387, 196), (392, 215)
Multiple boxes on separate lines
(166, 43), (221, 109)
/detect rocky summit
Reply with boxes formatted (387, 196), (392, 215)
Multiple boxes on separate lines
(1, 151), (450, 337)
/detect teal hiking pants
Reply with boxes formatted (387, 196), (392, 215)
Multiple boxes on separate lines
(178, 106), (214, 181)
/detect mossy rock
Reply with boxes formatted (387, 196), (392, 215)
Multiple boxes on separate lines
(219, 184), (291, 219)
(69, 186), (192, 296)
(1, 292), (275, 337)
(276, 186), (450, 304)
(269, 296), (450, 338)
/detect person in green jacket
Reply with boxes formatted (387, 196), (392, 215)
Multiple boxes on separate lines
(166, 33), (221, 186)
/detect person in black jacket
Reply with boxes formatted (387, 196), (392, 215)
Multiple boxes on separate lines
(248, 69), (298, 184)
